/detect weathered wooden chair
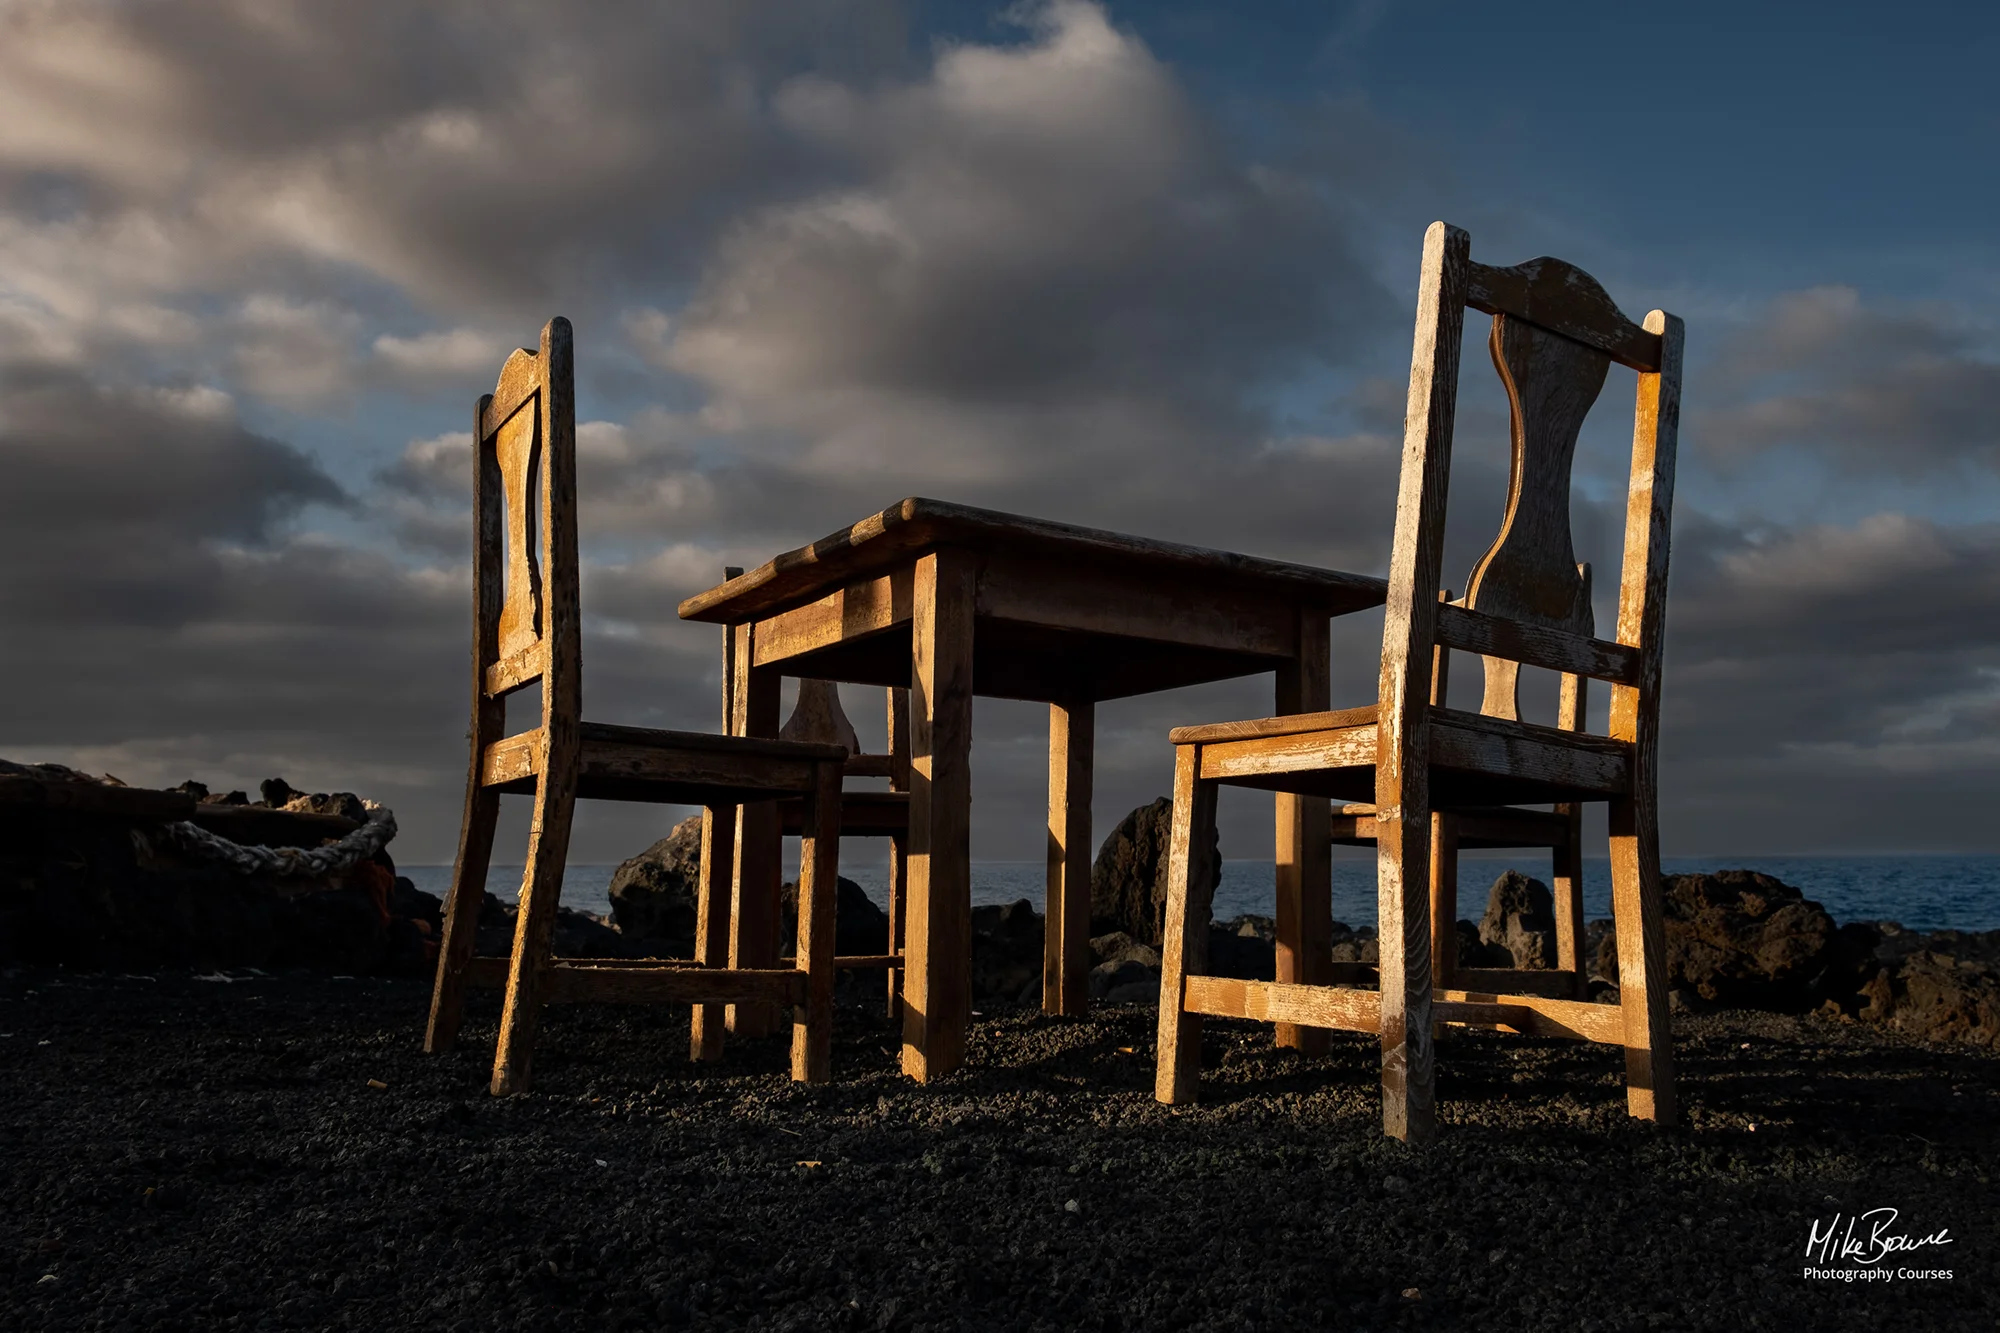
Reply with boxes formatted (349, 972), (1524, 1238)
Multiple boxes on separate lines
(424, 317), (850, 1094)
(1155, 222), (1682, 1141)
(690, 653), (912, 1056)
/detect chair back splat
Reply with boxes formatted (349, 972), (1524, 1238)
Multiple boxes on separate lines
(1154, 223), (1683, 1142)
(426, 319), (852, 1094)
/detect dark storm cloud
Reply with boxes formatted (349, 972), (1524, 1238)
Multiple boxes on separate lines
(0, 0), (1994, 861)
(0, 0), (909, 313)
(1693, 286), (2000, 475)
(0, 372), (345, 625)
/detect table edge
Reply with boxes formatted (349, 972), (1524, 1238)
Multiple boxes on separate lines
(678, 496), (1388, 623)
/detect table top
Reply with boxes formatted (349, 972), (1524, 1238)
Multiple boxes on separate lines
(678, 496), (1388, 624)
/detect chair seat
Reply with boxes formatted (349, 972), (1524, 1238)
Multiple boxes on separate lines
(480, 720), (850, 804)
(779, 789), (910, 836)
(1180, 705), (1630, 806)
(1331, 802), (1575, 849)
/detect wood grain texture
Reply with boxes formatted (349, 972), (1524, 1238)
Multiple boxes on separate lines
(977, 554), (1299, 661)
(426, 385), (512, 1055)
(779, 679), (861, 754)
(492, 398), (544, 663)
(751, 573), (910, 667)
(1182, 977), (1382, 1034)
(1172, 705), (1380, 746)
(1427, 711), (1631, 797)
(1197, 725), (1378, 782)
(728, 642), (783, 1039)
(1433, 991), (1622, 1043)
(887, 686), (910, 1020)
(1447, 967), (1587, 999)
(1153, 743), (1218, 1105)
(1555, 652), (1589, 998)
(1044, 699), (1094, 1017)
(689, 803), (734, 1062)
(1465, 256), (1661, 372)
(902, 549), (977, 1081)
(791, 759), (843, 1082)
(678, 496), (1386, 625)
(483, 640), (548, 698)
(1464, 315), (1608, 637)
(1273, 609), (1332, 1052)
(776, 790), (910, 837)
(1430, 812), (1459, 989)
(1331, 803), (1575, 851)
(1609, 309), (1684, 1124)
(1373, 220), (1467, 1145)
(490, 318), (580, 1098)
(1433, 603), (1639, 687)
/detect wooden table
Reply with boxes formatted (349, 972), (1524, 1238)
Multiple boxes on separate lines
(679, 498), (1387, 1080)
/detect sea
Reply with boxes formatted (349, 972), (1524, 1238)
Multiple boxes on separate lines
(398, 854), (2000, 934)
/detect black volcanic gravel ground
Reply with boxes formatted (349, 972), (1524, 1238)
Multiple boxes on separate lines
(1, 968), (1995, 1332)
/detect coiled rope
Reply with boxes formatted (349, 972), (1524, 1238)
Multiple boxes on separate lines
(158, 801), (398, 879)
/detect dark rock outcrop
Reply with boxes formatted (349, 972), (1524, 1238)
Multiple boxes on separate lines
(0, 758), (429, 975)
(605, 816), (704, 956)
(1657, 870), (1841, 1011)
(779, 876), (889, 958)
(972, 899), (1045, 1005)
(474, 893), (632, 961)
(1088, 931), (1162, 1004)
(1479, 870), (1557, 969)
(1331, 921), (1379, 965)
(1837, 923), (2000, 1048)
(0, 804), (432, 975)
(1090, 797), (1218, 947)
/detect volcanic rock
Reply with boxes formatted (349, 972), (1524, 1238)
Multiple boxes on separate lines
(1090, 797), (1219, 947)
(972, 898), (1045, 1005)
(1479, 870), (1557, 969)
(605, 816), (704, 955)
(778, 876), (889, 958)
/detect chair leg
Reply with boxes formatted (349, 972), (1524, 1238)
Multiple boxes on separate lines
(1428, 811), (1459, 991)
(886, 831), (906, 1022)
(1609, 793), (1676, 1123)
(1376, 791), (1436, 1144)
(426, 782), (499, 1054)
(690, 803), (735, 1062)
(1154, 744), (1217, 1105)
(490, 773), (577, 1096)
(791, 760), (843, 1083)
(1553, 801), (1587, 1000)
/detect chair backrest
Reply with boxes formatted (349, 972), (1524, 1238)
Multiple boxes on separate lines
(777, 679), (911, 786)
(1380, 222), (1682, 752)
(471, 317), (580, 727)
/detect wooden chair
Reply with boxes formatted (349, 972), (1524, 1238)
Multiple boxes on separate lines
(1155, 222), (1682, 1141)
(423, 317), (851, 1094)
(691, 655), (913, 1056)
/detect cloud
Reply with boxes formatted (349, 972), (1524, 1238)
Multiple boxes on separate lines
(662, 0), (1398, 554)
(1694, 286), (2000, 477)
(372, 327), (506, 383)
(2, 0), (1995, 867)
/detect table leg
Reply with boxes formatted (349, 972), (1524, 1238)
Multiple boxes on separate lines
(1044, 698), (1094, 1016)
(1274, 610), (1332, 1053)
(903, 549), (976, 1080)
(728, 623), (783, 1037)
(887, 686), (911, 1021)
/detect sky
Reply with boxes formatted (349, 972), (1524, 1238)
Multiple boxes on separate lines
(2, 0), (1997, 868)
